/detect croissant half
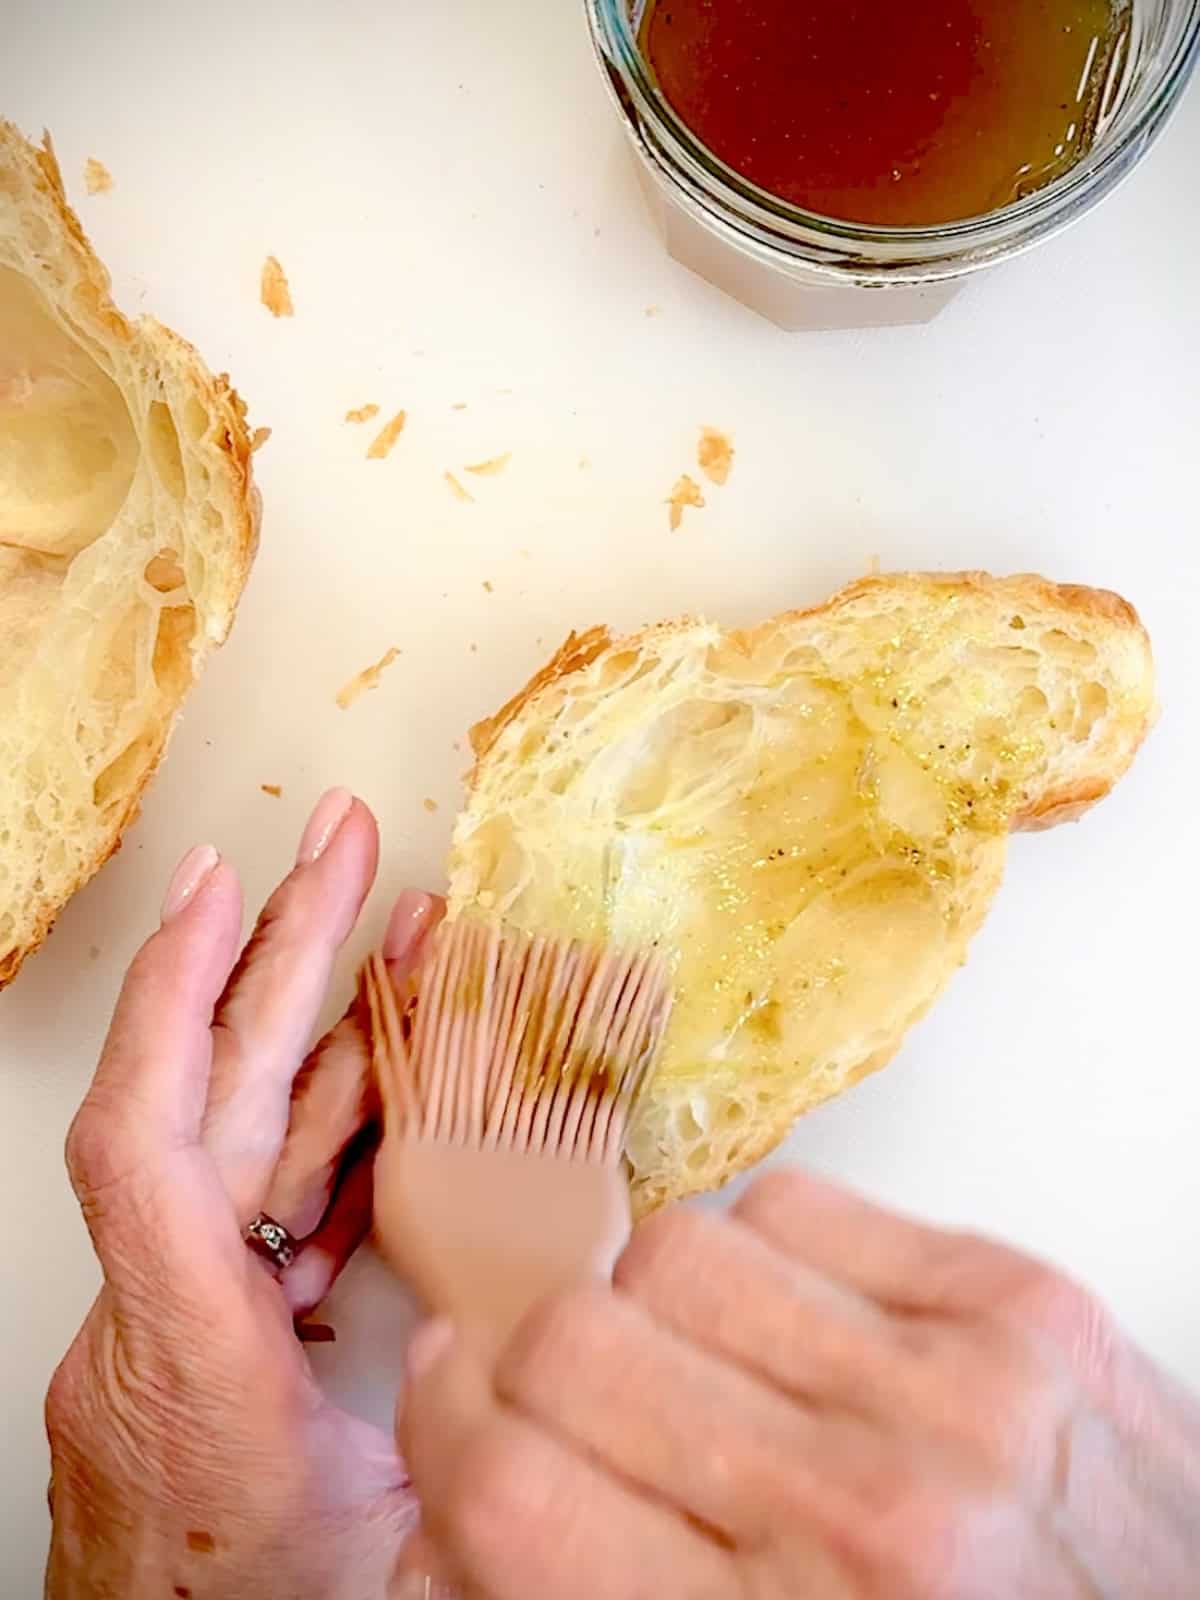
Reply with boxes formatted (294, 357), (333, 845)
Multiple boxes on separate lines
(449, 572), (1155, 1210)
(0, 125), (259, 984)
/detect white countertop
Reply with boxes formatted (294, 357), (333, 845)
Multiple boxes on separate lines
(2, 3), (1198, 1591)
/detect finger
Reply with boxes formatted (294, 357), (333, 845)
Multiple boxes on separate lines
(75, 848), (242, 1161)
(203, 790), (379, 1224)
(390, 1529), (463, 1596)
(733, 1166), (999, 1315)
(625, 1203), (1084, 1497)
(262, 1013), (374, 1239)
(616, 1205), (912, 1419)
(401, 1321), (733, 1600)
(264, 891), (443, 1239)
(65, 851), (245, 1277)
(495, 1283), (827, 1548)
(280, 1138), (377, 1316)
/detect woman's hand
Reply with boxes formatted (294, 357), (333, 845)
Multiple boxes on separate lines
(46, 790), (435, 1600)
(402, 1169), (1200, 1599)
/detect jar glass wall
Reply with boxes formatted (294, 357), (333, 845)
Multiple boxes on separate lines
(585, 0), (1200, 329)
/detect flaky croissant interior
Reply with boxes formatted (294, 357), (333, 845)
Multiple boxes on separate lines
(448, 573), (1154, 1211)
(0, 124), (258, 984)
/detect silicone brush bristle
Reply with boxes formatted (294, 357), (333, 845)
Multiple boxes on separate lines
(364, 918), (672, 1164)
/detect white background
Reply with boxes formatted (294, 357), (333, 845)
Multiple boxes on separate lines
(2, 3), (1198, 1593)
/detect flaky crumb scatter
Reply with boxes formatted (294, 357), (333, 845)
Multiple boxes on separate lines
(336, 647), (402, 710)
(465, 453), (511, 477)
(367, 410), (407, 460)
(667, 474), (705, 532)
(249, 427), (272, 453)
(84, 158), (114, 195)
(698, 426), (734, 486)
(260, 256), (294, 318)
(444, 471), (474, 503)
(345, 404), (380, 425)
(261, 784), (282, 799)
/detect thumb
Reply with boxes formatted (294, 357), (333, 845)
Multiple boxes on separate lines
(397, 1316), (721, 1599)
(398, 1317), (491, 1506)
(395, 1319), (484, 1593)
(66, 850), (245, 1287)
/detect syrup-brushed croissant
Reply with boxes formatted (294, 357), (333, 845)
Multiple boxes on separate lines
(446, 571), (1155, 1212)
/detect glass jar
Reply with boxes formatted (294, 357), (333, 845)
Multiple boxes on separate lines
(585, 0), (1200, 329)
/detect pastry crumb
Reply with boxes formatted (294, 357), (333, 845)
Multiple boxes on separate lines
(482, 580), (494, 593)
(345, 404), (380, 425)
(367, 410), (407, 460)
(88, 945), (101, 961)
(464, 453), (511, 477)
(667, 473), (706, 532)
(444, 471), (474, 503)
(84, 158), (114, 195)
(423, 797), (439, 814)
(249, 427), (272, 453)
(336, 646), (402, 709)
(698, 426), (734, 487)
(644, 304), (662, 317)
(260, 256), (294, 318)
(260, 783), (283, 798)
(469, 642), (478, 653)
(578, 455), (591, 470)
(451, 402), (469, 411)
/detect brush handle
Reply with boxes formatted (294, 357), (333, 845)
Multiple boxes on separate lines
(375, 1140), (632, 1363)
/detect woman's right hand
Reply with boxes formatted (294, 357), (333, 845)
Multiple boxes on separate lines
(400, 1169), (1200, 1598)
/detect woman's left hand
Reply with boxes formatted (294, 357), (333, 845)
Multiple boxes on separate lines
(45, 790), (435, 1600)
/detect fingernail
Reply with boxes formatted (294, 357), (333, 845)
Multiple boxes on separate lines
(392, 1535), (458, 1600)
(383, 891), (438, 961)
(296, 787), (354, 865)
(161, 845), (220, 922)
(406, 1317), (455, 1386)
(392, 1576), (453, 1600)
(391, 1577), (435, 1600)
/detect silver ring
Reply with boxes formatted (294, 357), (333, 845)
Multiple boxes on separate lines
(245, 1212), (296, 1271)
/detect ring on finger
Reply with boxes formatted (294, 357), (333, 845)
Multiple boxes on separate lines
(244, 1211), (298, 1271)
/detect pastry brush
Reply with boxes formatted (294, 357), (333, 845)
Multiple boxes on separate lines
(361, 916), (672, 1360)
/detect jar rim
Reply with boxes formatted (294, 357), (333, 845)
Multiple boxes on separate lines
(587, 0), (1200, 276)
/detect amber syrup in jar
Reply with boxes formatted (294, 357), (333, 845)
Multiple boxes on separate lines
(638, 0), (1131, 227)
